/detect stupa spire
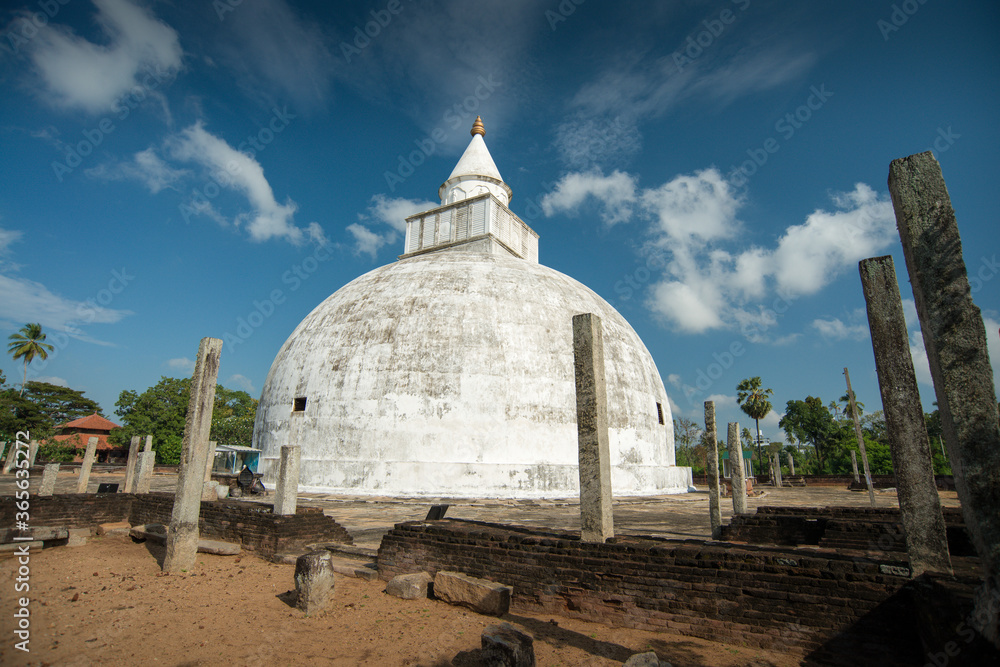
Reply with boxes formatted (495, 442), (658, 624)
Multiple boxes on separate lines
(438, 117), (512, 206)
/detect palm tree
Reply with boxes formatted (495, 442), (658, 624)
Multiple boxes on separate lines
(7, 323), (55, 396)
(737, 376), (773, 469)
(839, 391), (864, 421)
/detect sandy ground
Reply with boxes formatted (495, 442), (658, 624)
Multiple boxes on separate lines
(0, 469), (962, 666)
(1, 534), (804, 667)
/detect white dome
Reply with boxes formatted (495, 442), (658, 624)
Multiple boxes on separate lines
(253, 249), (691, 497)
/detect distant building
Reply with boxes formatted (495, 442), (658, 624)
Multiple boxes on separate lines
(254, 117), (692, 498)
(53, 413), (124, 463)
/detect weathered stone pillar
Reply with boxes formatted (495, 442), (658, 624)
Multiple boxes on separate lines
(772, 453), (783, 487)
(704, 401), (722, 539)
(890, 152), (1000, 644)
(728, 423), (747, 515)
(787, 451), (795, 476)
(143, 435), (153, 452)
(860, 254), (952, 575)
(572, 313), (614, 543)
(204, 440), (218, 483)
(28, 440), (39, 467)
(295, 551), (335, 614)
(0, 442), (6, 467)
(135, 451), (155, 493)
(76, 437), (98, 493)
(845, 367), (877, 507)
(850, 450), (860, 484)
(39, 463), (60, 496)
(274, 445), (302, 516)
(123, 435), (141, 493)
(1, 442), (15, 474)
(163, 337), (222, 574)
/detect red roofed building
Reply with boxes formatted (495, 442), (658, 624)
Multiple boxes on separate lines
(53, 413), (124, 462)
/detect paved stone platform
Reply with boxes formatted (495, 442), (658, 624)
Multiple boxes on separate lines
(1, 467), (962, 549)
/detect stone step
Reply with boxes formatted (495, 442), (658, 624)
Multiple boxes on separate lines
(129, 524), (241, 556)
(307, 542), (378, 562)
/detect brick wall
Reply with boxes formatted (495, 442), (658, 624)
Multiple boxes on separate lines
(377, 519), (928, 661)
(1, 494), (352, 559)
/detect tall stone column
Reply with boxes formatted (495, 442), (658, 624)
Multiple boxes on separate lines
(28, 440), (39, 467)
(704, 401), (722, 539)
(39, 463), (60, 496)
(728, 423), (747, 515)
(135, 451), (156, 493)
(123, 435), (141, 493)
(890, 152), (1000, 644)
(572, 313), (614, 543)
(274, 445), (302, 516)
(850, 451), (860, 485)
(204, 440), (218, 483)
(860, 254), (952, 575)
(76, 437), (98, 493)
(787, 451), (795, 476)
(2, 442), (17, 474)
(772, 453), (782, 487)
(143, 435), (153, 452)
(164, 338), (222, 573)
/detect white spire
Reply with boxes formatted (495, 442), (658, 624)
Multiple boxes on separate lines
(438, 116), (513, 206)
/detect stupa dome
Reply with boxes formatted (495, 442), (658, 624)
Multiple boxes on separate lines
(252, 119), (691, 497)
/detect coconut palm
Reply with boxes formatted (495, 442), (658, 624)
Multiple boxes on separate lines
(839, 391), (865, 421)
(737, 376), (773, 469)
(7, 323), (54, 396)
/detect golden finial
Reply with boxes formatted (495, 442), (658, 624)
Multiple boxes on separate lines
(471, 116), (485, 137)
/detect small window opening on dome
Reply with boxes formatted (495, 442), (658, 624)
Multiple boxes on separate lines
(293, 397), (307, 412)
(656, 402), (664, 425)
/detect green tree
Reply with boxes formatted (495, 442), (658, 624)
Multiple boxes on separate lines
(672, 417), (705, 472)
(779, 396), (839, 472)
(736, 376), (773, 467)
(839, 390), (865, 421)
(7, 323), (55, 396)
(112, 377), (257, 463)
(23, 381), (102, 426)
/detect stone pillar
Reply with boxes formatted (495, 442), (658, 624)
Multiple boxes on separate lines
(163, 337), (222, 574)
(204, 440), (218, 483)
(860, 254), (952, 575)
(728, 423), (747, 515)
(890, 152), (1000, 644)
(850, 450), (861, 484)
(704, 401), (722, 539)
(135, 451), (156, 493)
(39, 463), (60, 496)
(572, 313), (614, 543)
(274, 445), (302, 516)
(28, 440), (39, 467)
(0, 442), (6, 466)
(1, 442), (15, 474)
(845, 367), (877, 507)
(787, 451), (795, 476)
(772, 453), (783, 487)
(76, 437), (98, 494)
(123, 435), (141, 493)
(295, 551), (336, 614)
(143, 435), (153, 452)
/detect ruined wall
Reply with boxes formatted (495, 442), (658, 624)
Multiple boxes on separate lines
(377, 519), (922, 660)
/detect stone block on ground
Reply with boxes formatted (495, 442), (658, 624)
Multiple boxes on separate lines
(130, 523), (167, 543)
(481, 622), (535, 667)
(96, 521), (131, 537)
(624, 651), (671, 667)
(434, 571), (511, 616)
(295, 551), (336, 615)
(386, 572), (433, 600)
(66, 528), (89, 547)
(198, 539), (241, 556)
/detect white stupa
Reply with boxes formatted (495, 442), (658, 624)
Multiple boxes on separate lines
(253, 117), (692, 497)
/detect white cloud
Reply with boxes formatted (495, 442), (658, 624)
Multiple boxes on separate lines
(346, 224), (389, 260)
(771, 184), (896, 297)
(226, 373), (256, 394)
(643, 168), (741, 244)
(363, 194), (436, 234)
(666, 373), (681, 388)
(0, 273), (130, 344)
(166, 122), (325, 245)
(87, 148), (190, 193)
(32, 376), (68, 387)
(27, 0), (182, 114)
(705, 393), (738, 411)
(540, 170), (637, 225)
(166, 358), (195, 374)
(812, 317), (869, 341)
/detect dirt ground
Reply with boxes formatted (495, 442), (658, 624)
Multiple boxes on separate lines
(1, 534), (803, 667)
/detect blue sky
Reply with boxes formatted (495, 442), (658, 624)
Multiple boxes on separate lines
(1, 0), (997, 445)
